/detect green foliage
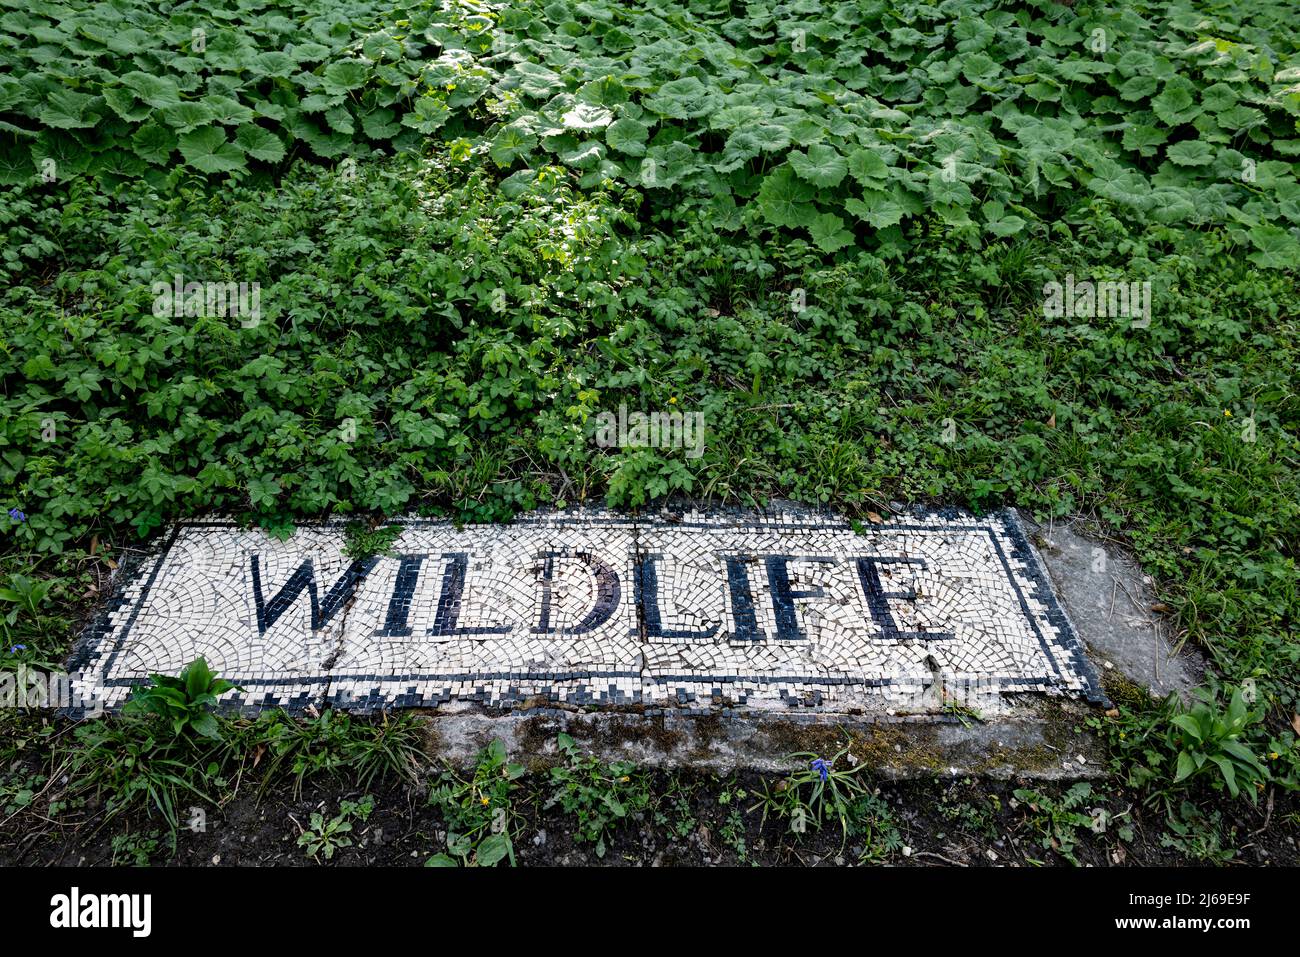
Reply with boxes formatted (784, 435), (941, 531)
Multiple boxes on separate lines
(3, 153), (638, 546)
(426, 738), (523, 867)
(1166, 687), (1270, 799)
(0, 0), (1298, 830)
(1159, 799), (1237, 863)
(720, 807), (749, 863)
(1096, 683), (1279, 801)
(936, 782), (1002, 839)
(282, 0), (1300, 261)
(297, 794), (374, 861)
(0, 0), (475, 187)
(68, 715), (221, 838)
(0, 572), (51, 645)
(61, 705), (423, 849)
(752, 745), (871, 847)
(234, 708), (426, 797)
(1012, 782), (1118, 866)
(342, 522), (404, 560)
(0, 573), (50, 621)
(110, 828), (163, 867)
(846, 791), (904, 863)
(0, 557), (84, 670)
(123, 656), (239, 740)
(544, 732), (652, 858)
(653, 777), (699, 841)
(60, 658), (236, 840)
(0, 766), (44, 816)
(717, 780), (750, 861)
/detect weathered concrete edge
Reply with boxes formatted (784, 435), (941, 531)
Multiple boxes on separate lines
(1020, 513), (1205, 701)
(414, 702), (1105, 780)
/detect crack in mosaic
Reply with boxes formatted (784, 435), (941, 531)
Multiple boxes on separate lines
(66, 508), (1105, 715)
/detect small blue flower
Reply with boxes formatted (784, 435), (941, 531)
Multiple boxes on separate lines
(8, 507), (26, 523)
(9, 645), (25, 654)
(811, 757), (831, 782)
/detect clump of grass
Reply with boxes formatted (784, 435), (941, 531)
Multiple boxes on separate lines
(66, 713), (224, 842)
(55, 655), (428, 852)
(342, 522), (404, 560)
(230, 708), (428, 797)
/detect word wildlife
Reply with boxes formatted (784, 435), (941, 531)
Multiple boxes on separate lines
(69, 511), (1105, 714)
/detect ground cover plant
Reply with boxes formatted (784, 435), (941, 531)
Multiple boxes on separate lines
(426, 737), (525, 866)
(3, 725), (1296, 866)
(0, 0), (1297, 864)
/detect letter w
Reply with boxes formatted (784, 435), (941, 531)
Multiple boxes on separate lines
(251, 554), (379, 635)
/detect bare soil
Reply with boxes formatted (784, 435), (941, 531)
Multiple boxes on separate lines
(5, 770), (1296, 868)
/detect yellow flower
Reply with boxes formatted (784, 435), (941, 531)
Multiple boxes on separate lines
(480, 796), (490, 805)
(1223, 409), (1232, 417)
(668, 396), (677, 405)
(619, 775), (630, 782)
(1270, 752), (1279, 760)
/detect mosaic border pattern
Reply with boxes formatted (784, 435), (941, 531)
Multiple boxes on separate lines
(65, 507), (1106, 715)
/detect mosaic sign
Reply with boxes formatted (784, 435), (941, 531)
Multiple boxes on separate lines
(68, 509), (1104, 714)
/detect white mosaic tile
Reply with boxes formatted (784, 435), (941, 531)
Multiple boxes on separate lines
(67, 508), (1104, 714)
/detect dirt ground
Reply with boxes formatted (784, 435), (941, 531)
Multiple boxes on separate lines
(6, 769), (1296, 868)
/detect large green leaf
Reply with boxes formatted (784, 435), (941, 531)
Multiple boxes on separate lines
(360, 108), (401, 140)
(1122, 124), (1169, 156)
(606, 117), (649, 156)
(1247, 224), (1300, 269)
(644, 77), (715, 119)
(234, 124), (286, 163)
(160, 101), (215, 132)
(1167, 140), (1214, 167)
(102, 87), (151, 122)
(121, 72), (182, 109)
(1152, 77), (1202, 126)
(204, 94), (255, 126)
(131, 122), (177, 165)
(402, 97), (450, 133)
(788, 144), (847, 188)
(178, 126), (248, 174)
(844, 189), (907, 228)
(847, 148), (889, 187)
(562, 104), (614, 130)
(490, 126), (537, 165)
(512, 62), (564, 99)
(757, 165), (816, 227)
(808, 211), (854, 252)
(928, 173), (973, 206)
(38, 88), (99, 129)
(321, 59), (370, 94)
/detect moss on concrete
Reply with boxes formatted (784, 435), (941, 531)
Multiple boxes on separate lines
(1102, 668), (1157, 711)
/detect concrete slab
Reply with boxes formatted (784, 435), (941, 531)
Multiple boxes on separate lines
(1021, 515), (1204, 701)
(416, 702), (1107, 780)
